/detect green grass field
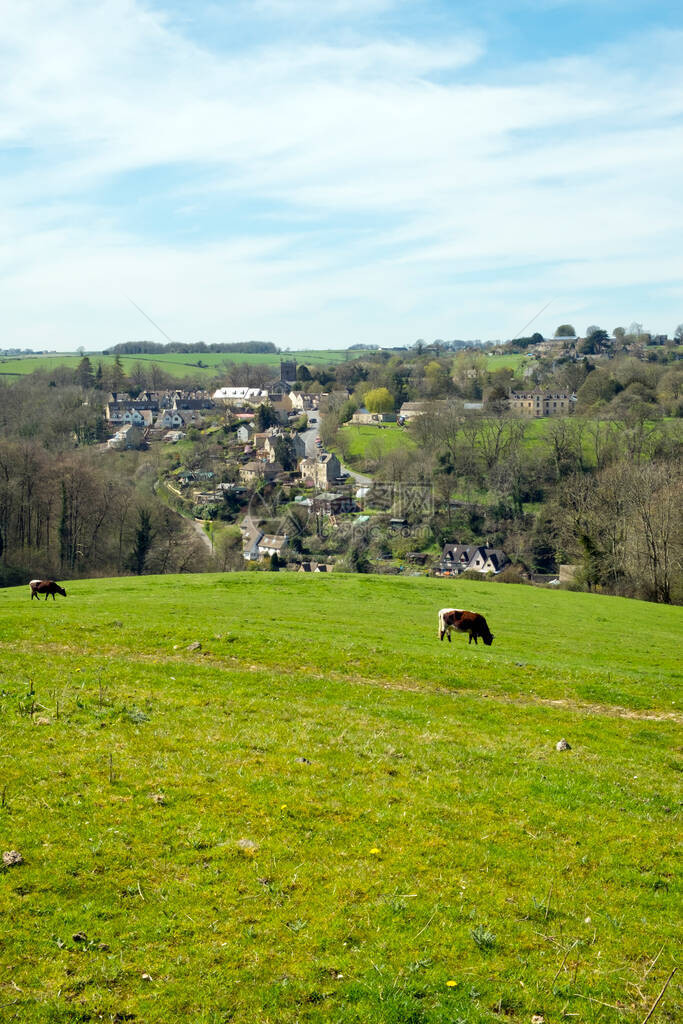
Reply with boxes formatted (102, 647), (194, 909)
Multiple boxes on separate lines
(339, 417), (592, 468)
(339, 423), (417, 460)
(481, 353), (531, 372)
(0, 349), (366, 383)
(0, 574), (680, 1023)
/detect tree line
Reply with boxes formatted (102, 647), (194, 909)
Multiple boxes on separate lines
(104, 341), (277, 355)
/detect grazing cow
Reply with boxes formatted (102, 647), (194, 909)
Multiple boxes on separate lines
(438, 607), (494, 646)
(29, 579), (67, 601)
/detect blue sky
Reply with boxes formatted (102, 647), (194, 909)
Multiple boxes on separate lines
(1, 1), (682, 351)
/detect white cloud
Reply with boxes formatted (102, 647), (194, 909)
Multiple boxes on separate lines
(249, 0), (398, 18)
(1, 1), (682, 347)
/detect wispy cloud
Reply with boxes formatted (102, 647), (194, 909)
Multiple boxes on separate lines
(1, 1), (682, 348)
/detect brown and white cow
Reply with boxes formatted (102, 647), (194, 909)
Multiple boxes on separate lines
(29, 579), (67, 601)
(438, 607), (494, 646)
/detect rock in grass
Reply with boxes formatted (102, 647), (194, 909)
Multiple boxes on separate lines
(556, 738), (571, 752)
(187, 641), (202, 651)
(2, 850), (23, 868)
(72, 932), (87, 943)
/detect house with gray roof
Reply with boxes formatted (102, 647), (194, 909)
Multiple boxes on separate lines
(438, 543), (509, 576)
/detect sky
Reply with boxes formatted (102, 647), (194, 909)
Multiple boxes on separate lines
(2, 1), (682, 352)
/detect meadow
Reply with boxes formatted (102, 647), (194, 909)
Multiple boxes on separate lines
(0, 349), (365, 383)
(480, 353), (531, 372)
(339, 422), (417, 460)
(337, 416), (674, 472)
(0, 574), (680, 1023)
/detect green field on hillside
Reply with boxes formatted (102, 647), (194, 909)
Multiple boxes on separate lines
(0, 349), (365, 383)
(339, 416), (612, 467)
(481, 353), (531, 372)
(0, 574), (680, 1023)
(339, 422), (418, 460)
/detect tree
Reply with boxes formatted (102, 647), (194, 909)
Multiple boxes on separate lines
(75, 355), (94, 389)
(554, 324), (576, 338)
(546, 419), (584, 480)
(338, 398), (357, 424)
(130, 361), (147, 392)
(423, 360), (451, 397)
(344, 536), (371, 573)
(584, 327), (609, 352)
(273, 436), (295, 471)
(529, 511), (559, 572)
(254, 404), (277, 431)
(110, 354), (127, 392)
(364, 387), (394, 415)
(296, 364), (312, 383)
(674, 324), (683, 343)
(483, 382), (509, 413)
(577, 331), (610, 360)
(575, 368), (620, 411)
(558, 469), (628, 593)
(625, 461), (681, 603)
(130, 508), (154, 575)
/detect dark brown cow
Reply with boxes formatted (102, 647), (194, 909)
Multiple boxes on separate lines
(29, 579), (67, 601)
(438, 607), (494, 646)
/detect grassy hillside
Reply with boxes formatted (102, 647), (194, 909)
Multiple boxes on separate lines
(339, 422), (418, 460)
(0, 349), (364, 382)
(338, 417), (596, 469)
(0, 574), (680, 1023)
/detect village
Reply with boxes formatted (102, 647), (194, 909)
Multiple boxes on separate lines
(0, 321), (660, 599)
(97, 358), (583, 579)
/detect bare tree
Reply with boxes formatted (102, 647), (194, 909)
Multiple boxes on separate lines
(625, 461), (682, 603)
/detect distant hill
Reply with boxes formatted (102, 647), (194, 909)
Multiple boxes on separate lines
(104, 340), (279, 355)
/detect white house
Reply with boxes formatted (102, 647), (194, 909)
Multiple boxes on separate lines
(213, 387), (269, 407)
(156, 409), (186, 430)
(257, 535), (289, 559)
(107, 423), (145, 450)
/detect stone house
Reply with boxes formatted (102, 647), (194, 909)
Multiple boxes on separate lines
(289, 392), (319, 412)
(263, 431), (306, 465)
(351, 406), (381, 425)
(300, 452), (342, 489)
(509, 389), (576, 417)
(313, 491), (357, 515)
(239, 461), (283, 485)
(398, 401), (429, 422)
